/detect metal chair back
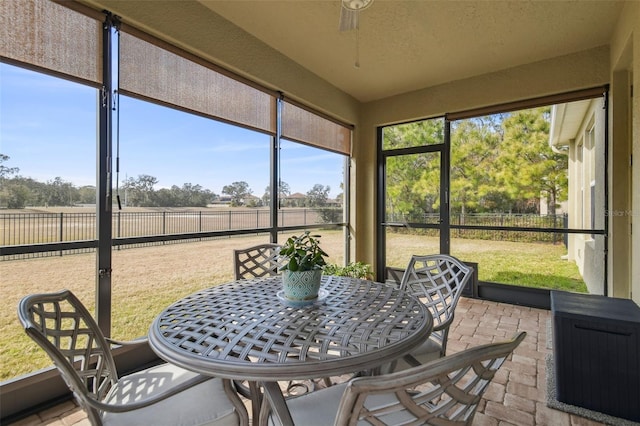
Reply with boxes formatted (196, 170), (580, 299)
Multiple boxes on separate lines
(18, 290), (118, 425)
(335, 332), (526, 425)
(400, 254), (473, 356)
(233, 243), (285, 280)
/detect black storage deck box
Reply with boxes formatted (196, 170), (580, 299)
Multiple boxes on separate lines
(551, 291), (640, 421)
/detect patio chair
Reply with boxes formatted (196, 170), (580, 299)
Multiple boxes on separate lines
(233, 243), (285, 280)
(262, 331), (526, 425)
(18, 290), (249, 426)
(395, 254), (473, 370)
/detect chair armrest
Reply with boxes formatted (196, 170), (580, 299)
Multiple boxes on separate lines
(432, 313), (455, 333)
(105, 336), (149, 347)
(83, 374), (209, 413)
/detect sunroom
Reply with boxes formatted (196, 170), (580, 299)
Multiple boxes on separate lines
(1, 0), (639, 424)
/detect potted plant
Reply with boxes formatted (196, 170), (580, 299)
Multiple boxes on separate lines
(279, 231), (328, 303)
(323, 262), (373, 280)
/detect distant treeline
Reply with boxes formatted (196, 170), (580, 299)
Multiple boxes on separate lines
(0, 155), (339, 209)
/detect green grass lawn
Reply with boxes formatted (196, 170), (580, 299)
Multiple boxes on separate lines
(385, 233), (586, 292)
(460, 247), (586, 291)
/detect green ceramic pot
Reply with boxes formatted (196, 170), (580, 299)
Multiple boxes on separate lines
(282, 270), (322, 301)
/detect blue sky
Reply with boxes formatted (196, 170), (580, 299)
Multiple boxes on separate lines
(0, 63), (344, 198)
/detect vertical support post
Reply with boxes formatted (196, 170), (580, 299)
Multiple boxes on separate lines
(602, 86), (610, 297)
(271, 95), (283, 243)
(375, 125), (386, 281)
(96, 13), (118, 337)
(344, 154), (351, 264)
(441, 119), (451, 254)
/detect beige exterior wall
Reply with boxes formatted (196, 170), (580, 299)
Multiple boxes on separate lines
(609, 1), (638, 302)
(562, 99), (606, 295)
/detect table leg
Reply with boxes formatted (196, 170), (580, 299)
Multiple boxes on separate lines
(260, 381), (294, 426)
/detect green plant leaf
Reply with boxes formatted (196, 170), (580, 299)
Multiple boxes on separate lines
(288, 257), (299, 271)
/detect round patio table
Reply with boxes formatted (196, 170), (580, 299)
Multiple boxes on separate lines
(148, 275), (432, 425)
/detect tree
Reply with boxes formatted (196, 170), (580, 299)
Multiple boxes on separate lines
(45, 177), (76, 206)
(122, 174), (158, 207)
(1, 176), (42, 208)
(6, 184), (30, 209)
(0, 154), (25, 207)
(306, 184), (330, 207)
(222, 181), (252, 207)
(383, 109), (566, 219)
(262, 181), (291, 206)
(77, 186), (96, 205)
(0, 154), (19, 179)
(383, 119), (443, 221)
(450, 115), (504, 215)
(382, 119), (444, 149)
(497, 107), (567, 214)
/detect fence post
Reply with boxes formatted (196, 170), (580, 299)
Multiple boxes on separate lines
(162, 211), (166, 245)
(59, 212), (64, 256)
(116, 211), (121, 250)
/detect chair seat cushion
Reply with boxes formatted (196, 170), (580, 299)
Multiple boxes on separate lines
(390, 338), (442, 372)
(268, 382), (346, 426)
(102, 363), (239, 426)
(275, 381), (428, 425)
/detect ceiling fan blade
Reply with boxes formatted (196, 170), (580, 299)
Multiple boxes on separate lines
(339, 7), (358, 31)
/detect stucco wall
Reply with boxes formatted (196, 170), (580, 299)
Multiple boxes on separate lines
(609, 1), (639, 302)
(563, 99), (606, 295)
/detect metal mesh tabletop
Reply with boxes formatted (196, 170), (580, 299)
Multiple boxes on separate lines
(149, 275), (432, 381)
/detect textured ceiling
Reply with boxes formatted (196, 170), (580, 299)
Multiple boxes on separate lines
(198, 0), (624, 103)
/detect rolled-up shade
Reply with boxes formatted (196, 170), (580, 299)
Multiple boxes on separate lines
(281, 101), (352, 155)
(119, 30), (277, 134)
(0, 0), (102, 85)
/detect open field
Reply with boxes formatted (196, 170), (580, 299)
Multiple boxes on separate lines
(0, 231), (584, 381)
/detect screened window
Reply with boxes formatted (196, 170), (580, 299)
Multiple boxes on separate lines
(0, 63), (98, 380)
(379, 94), (606, 295)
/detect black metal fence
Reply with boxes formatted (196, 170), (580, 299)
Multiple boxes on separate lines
(2, 210), (569, 260)
(0, 208), (341, 259)
(386, 212), (569, 244)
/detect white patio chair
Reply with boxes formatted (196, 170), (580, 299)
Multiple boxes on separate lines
(395, 254), (473, 370)
(233, 243), (285, 280)
(263, 332), (526, 425)
(18, 290), (249, 426)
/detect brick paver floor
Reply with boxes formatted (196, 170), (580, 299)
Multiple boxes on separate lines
(10, 297), (608, 426)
